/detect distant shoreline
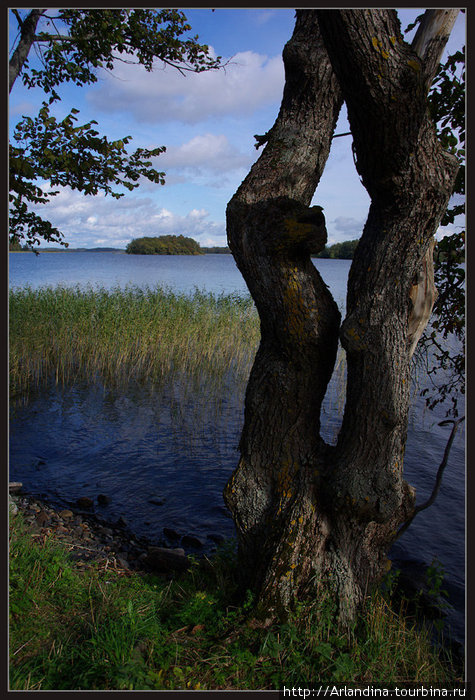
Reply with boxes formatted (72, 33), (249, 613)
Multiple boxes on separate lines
(9, 247), (127, 254)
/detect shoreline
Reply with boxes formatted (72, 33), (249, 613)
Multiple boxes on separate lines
(9, 485), (198, 577)
(9, 485), (465, 668)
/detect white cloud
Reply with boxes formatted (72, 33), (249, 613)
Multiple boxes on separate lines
(9, 100), (37, 117)
(87, 50), (284, 124)
(146, 133), (254, 191)
(253, 10), (279, 26)
(33, 187), (226, 248)
(160, 133), (251, 173)
(327, 216), (365, 245)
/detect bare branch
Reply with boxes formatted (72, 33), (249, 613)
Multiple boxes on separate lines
(411, 9), (460, 89)
(396, 416), (465, 540)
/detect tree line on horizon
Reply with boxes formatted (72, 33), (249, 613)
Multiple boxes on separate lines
(124, 234), (362, 258)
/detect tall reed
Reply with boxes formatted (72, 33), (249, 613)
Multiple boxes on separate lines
(9, 285), (260, 398)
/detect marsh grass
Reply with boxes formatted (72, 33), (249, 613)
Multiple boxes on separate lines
(9, 512), (461, 690)
(9, 284), (260, 399)
(9, 284), (350, 443)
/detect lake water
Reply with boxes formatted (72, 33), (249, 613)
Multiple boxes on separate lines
(9, 252), (465, 645)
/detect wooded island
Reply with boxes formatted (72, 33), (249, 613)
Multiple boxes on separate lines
(125, 235), (202, 255)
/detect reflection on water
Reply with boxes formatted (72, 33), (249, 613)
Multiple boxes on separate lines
(9, 254), (465, 644)
(9, 363), (465, 643)
(9, 366), (346, 543)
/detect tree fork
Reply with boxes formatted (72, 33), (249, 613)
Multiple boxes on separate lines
(225, 9), (460, 624)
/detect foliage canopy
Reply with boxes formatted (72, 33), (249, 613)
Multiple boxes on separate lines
(9, 9), (221, 250)
(419, 38), (465, 417)
(125, 235), (203, 255)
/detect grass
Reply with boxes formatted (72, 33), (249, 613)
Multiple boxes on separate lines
(9, 283), (347, 442)
(9, 284), (260, 398)
(9, 512), (462, 690)
(9, 284), (463, 688)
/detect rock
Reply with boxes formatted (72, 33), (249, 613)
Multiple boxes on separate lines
(9, 496), (18, 515)
(9, 482), (23, 493)
(76, 497), (94, 510)
(181, 534), (204, 549)
(148, 497), (165, 506)
(116, 556), (129, 569)
(208, 533), (225, 544)
(35, 511), (50, 527)
(163, 527), (181, 540)
(116, 516), (128, 528)
(144, 546), (190, 573)
(97, 526), (113, 537)
(59, 510), (74, 519)
(97, 494), (110, 506)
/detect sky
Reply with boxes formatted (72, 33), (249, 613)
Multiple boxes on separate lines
(9, 8), (466, 250)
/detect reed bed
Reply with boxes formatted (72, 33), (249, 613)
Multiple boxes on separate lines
(9, 285), (261, 399)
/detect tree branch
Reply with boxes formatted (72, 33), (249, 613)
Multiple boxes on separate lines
(396, 416), (465, 539)
(411, 9), (460, 89)
(9, 9), (47, 93)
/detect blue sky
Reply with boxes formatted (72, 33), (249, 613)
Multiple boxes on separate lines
(9, 9), (465, 249)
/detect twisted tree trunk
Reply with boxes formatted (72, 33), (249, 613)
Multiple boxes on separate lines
(225, 9), (459, 622)
(224, 11), (342, 618)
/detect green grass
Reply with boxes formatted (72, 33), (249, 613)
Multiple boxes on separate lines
(9, 284), (260, 397)
(9, 284), (462, 688)
(9, 512), (462, 690)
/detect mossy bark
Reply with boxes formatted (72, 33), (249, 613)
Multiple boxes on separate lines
(224, 9), (459, 623)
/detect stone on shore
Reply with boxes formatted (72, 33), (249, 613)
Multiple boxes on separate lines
(181, 534), (204, 549)
(97, 494), (111, 505)
(144, 546), (190, 573)
(76, 497), (94, 510)
(9, 495), (18, 515)
(163, 527), (181, 540)
(59, 510), (74, 519)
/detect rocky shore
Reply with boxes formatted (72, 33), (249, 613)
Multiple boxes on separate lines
(9, 485), (465, 667)
(8, 482), (220, 577)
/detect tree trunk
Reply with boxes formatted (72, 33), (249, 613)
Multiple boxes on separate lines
(9, 9), (47, 93)
(224, 11), (342, 619)
(225, 9), (459, 623)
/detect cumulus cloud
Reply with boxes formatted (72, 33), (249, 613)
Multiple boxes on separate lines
(327, 216), (365, 244)
(160, 133), (251, 173)
(34, 187), (226, 249)
(253, 10), (279, 26)
(87, 50), (284, 124)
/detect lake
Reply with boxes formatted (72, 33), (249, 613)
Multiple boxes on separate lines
(9, 251), (465, 645)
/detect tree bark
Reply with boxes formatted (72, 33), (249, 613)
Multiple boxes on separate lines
(224, 10), (342, 618)
(225, 9), (459, 623)
(316, 7), (459, 526)
(9, 9), (47, 93)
